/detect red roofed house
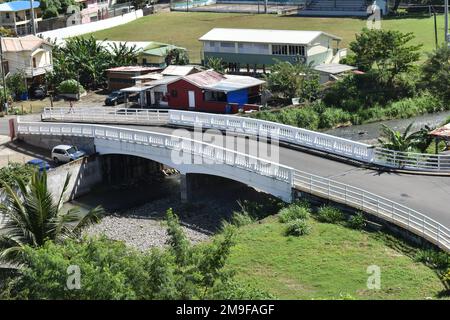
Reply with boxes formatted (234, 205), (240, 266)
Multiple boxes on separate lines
(166, 70), (265, 113)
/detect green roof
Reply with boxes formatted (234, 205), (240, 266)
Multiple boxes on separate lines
(140, 42), (185, 57)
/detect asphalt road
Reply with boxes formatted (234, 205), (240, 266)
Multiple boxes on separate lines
(123, 124), (450, 227)
(9, 116), (450, 228)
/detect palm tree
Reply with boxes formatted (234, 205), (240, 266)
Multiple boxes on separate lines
(378, 122), (433, 153)
(0, 170), (103, 264)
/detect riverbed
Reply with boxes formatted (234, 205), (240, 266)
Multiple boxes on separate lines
(324, 111), (450, 144)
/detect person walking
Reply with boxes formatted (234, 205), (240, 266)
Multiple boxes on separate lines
(68, 99), (74, 114)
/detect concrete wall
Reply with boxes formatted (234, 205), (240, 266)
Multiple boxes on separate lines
(47, 155), (103, 203)
(38, 9), (143, 43)
(18, 134), (96, 155)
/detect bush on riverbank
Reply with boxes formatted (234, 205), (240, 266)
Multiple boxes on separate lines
(250, 93), (445, 131)
(1, 209), (270, 300)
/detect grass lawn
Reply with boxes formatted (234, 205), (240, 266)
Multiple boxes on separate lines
(227, 216), (447, 299)
(90, 12), (447, 63)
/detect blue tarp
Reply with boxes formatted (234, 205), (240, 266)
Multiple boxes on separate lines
(227, 89), (248, 105)
(0, 1), (40, 12)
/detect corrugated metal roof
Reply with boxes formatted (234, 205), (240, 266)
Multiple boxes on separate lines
(184, 70), (225, 87)
(1, 35), (51, 52)
(199, 28), (341, 45)
(162, 65), (203, 76)
(430, 124), (450, 138)
(179, 70), (265, 92)
(313, 63), (356, 74)
(0, 1), (40, 12)
(106, 66), (162, 73)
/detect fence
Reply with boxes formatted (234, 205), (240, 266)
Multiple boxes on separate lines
(38, 9), (143, 42)
(17, 118), (450, 252)
(17, 119), (293, 185)
(42, 107), (374, 162)
(170, 0), (305, 13)
(293, 170), (450, 252)
(41, 107), (450, 172)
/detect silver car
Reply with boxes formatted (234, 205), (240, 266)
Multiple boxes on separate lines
(51, 145), (86, 164)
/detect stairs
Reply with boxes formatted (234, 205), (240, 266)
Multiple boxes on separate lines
(300, 0), (369, 16)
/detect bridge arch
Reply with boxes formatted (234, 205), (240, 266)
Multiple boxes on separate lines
(95, 137), (293, 202)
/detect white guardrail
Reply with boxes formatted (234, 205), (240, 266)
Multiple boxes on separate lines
(17, 119), (293, 184)
(41, 107), (450, 172)
(18, 118), (450, 252)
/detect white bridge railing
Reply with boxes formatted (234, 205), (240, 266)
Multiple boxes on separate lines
(294, 171), (450, 252)
(17, 119), (292, 185)
(18, 118), (450, 252)
(41, 107), (450, 172)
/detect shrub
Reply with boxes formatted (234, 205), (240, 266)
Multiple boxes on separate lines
(347, 212), (366, 230)
(414, 249), (450, 270)
(2, 209), (238, 300)
(278, 204), (310, 223)
(231, 211), (254, 227)
(284, 219), (312, 236)
(316, 206), (345, 224)
(212, 280), (275, 299)
(0, 162), (35, 188)
(57, 79), (85, 94)
(293, 107), (320, 130)
(319, 108), (351, 129)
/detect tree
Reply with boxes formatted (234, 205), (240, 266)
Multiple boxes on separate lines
(347, 28), (421, 85)
(264, 61), (320, 103)
(48, 37), (140, 90)
(165, 48), (189, 66)
(377, 122), (431, 152)
(108, 42), (139, 67)
(205, 57), (225, 73)
(421, 45), (450, 102)
(0, 170), (103, 264)
(0, 209), (250, 300)
(6, 71), (27, 100)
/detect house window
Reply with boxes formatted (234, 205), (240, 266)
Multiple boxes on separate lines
(171, 89), (177, 97)
(204, 90), (226, 102)
(142, 58), (147, 65)
(219, 42), (235, 53)
(272, 45), (288, 55)
(288, 45), (305, 56)
(5, 13), (9, 19)
(33, 57), (36, 68)
(2, 61), (9, 74)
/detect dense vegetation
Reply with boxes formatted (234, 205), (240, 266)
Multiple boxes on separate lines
(0, 169), (448, 299)
(47, 36), (140, 92)
(0, 170), (103, 263)
(0, 209), (271, 300)
(253, 29), (450, 138)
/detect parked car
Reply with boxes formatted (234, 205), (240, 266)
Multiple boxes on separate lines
(105, 91), (139, 106)
(105, 91), (126, 106)
(51, 145), (86, 164)
(29, 85), (47, 100)
(27, 159), (51, 172)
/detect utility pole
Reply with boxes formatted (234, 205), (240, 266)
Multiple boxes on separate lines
(445, 0), (449, 45)
(29, 0), (36, 35)
(0, 37), (7, 113)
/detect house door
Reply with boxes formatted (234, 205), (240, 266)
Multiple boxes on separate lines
(188, 91), (195, 108)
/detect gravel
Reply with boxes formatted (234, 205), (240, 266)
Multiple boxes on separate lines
(83, 194), (231, 251)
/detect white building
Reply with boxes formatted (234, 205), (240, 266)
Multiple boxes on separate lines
(1, 35), (53, 81)
(199, 28), (347, 71)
